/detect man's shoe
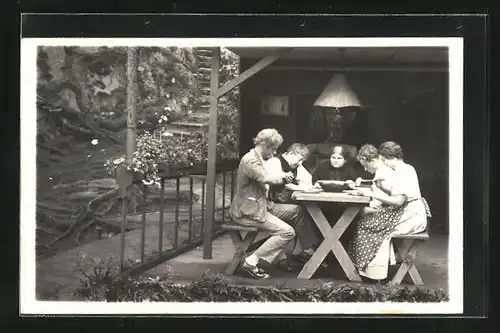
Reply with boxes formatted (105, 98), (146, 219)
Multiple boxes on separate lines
(240, 260), (271, 279)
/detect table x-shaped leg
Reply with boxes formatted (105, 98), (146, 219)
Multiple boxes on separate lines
(297, 203), (362, 281)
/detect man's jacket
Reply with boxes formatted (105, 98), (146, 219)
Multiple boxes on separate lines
(230, 149), (276, 223)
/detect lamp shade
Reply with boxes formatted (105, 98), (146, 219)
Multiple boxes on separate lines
(313, 73), (362, 108)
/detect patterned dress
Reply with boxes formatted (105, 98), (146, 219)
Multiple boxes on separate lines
(347, 161), (431, 279)
(348, 203), (408, 270)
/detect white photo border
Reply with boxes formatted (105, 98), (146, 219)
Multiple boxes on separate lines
(20, 37), (463, 315)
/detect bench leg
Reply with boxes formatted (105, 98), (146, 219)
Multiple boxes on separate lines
(225, 231), (259, 275)
(390, 239), (424, 286)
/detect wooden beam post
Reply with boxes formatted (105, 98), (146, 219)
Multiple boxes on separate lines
(120, 46), (138, 272)
(203, 47), (220, 259)
(215, 48), (294, 98)
(126, 47), (139, 162)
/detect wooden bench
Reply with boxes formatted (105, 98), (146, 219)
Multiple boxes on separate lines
(220, 222), (260, 275)
(389, 230), (430, 286)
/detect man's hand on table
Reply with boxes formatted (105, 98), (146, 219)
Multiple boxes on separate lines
(282, 171), (294, 183)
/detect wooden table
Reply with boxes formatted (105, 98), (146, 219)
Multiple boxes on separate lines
(292, 191), (370, 281)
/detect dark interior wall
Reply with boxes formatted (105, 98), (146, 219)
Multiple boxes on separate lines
(239, 60), (449, 233)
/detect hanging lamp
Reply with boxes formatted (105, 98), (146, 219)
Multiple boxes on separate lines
(312, 49), (362, 142)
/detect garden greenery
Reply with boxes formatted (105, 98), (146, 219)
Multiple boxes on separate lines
(75, 258), (449, 303)
(104, 47), (240, 186)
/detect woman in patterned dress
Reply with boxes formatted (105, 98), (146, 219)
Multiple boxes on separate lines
(347, 142), (431, 282)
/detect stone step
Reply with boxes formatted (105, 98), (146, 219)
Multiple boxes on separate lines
(197, 100), (232, 108)
(198, 62), (212, 68)
(196, 49), (212, 56)
(185, 113), (211, 122)
(197, 67), (211, 73)
(198, 95), (231, 104)
(165, 128), (198, 136)
(198, 96), (211, 103)
(166, 124), (208, 135)
(170, 121), (208, 129)
(197, 105), (211, 112)
(193, 72), (210, 79)
(197, 55), (212, 62)
(194, 78), (210, 84)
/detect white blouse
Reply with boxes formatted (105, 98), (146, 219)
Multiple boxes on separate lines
(391, 161), (422, 201)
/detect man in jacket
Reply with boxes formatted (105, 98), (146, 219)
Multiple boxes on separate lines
(230, 128), (296, 279)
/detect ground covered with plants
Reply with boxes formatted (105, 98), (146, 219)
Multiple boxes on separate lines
(74, 260), (449, 303)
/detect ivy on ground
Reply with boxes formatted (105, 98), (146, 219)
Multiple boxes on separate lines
(75, 259), (449, 303)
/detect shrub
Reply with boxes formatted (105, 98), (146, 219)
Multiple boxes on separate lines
(75, 259), (449, 303)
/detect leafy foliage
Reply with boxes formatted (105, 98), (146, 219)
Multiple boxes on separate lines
(215, 48), (240, 159)
(75, 259), (449, 303)
(104, 130), (208, 185)
(104, 47), (241, 184)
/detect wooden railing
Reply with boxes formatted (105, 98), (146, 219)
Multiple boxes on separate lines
(118, 159), (238, 275)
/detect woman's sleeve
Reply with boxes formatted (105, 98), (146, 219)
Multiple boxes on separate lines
(391, 165), (419, 197)
(312, 163), (324, 183)
(347, 165), (358, 181)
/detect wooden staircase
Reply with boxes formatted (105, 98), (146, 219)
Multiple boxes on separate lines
(167, 47), (213, 137)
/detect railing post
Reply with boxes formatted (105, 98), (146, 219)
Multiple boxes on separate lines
(203, 47), (220, 259)
(174, 177), (180, 249)
(116, 166), (133, 272)
(140, 184), (147, 264)
(188, 177), (194, 242)
(158, 178), (165, 254)
(222, 172), (226, 222)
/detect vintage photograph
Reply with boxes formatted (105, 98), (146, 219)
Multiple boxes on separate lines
(20, 38), (463, 314)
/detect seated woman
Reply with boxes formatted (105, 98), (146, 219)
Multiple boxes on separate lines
(311, 145), (359, 225)
(359, 153), (396, 215)
(312, 145), (358, 186)
(346, 143), (432, 282)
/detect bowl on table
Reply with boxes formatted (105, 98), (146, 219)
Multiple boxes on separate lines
(317, 180), (350, 193)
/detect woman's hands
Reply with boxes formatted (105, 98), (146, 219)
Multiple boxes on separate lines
(345, 180), (356, 189)
(355, 177), (363, 187)
(352, 187), (375, 197)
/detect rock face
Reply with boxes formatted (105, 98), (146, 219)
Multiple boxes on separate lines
(36, 47), (240, 259)
(37, 46), (240, 143)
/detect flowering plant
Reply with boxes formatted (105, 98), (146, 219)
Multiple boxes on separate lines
(105, 130), (207, 186)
